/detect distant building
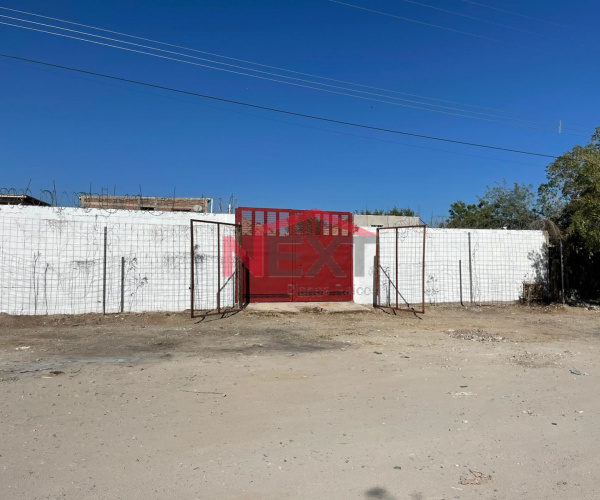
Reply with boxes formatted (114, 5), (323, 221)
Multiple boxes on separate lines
(353, 214), (420, 228)
(0, 194), (50, 207)
(79, 195), (213, 213)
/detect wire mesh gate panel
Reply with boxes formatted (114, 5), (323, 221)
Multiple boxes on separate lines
(190, 220), (243, 318)
(236, 207), (353, 302)
(375, 225), (426, 313)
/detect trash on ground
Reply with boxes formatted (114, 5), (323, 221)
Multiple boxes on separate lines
(459, 470), (492, 485)
(451, 391), (476, 398)
(570, 368), (590, 376)
(446, 330), (503, 342)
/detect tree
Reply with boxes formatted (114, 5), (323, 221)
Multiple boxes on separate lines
(446, 180), (537, 229)
(355, 206), (415, 216)
(538, 127), (600, 251)
(386, 206), (415, 217)
(355, 208), (384, 215)
(446, 199), (493, 228)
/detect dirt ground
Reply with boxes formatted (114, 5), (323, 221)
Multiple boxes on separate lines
(1, 304), (599, 500)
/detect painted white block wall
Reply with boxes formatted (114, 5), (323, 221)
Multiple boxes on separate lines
(424, 229), (548, 304)
(352, 227), (548, 306)
(0, 206), (234, 315)
(0, 205), (234, 225)
(352, 227), (378, 304)
(0, 207), (548, 314)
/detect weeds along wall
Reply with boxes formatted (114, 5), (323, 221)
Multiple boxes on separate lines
(353, 227), (549, 306)
(0, 206), (234, 315)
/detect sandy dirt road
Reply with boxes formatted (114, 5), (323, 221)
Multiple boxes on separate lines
(0, 305), (598, 499)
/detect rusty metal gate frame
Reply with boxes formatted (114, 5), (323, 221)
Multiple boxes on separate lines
(190, 219), (245, 318)
(374, 225), (426, 314)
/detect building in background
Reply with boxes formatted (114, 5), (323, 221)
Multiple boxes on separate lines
(0, 194), (50, 207)
(353, 214), (420, 228)
(79, 195), (213, 213)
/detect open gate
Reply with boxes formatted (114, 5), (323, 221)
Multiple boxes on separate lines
(375, 225), (426, 313)
(190, 219), (244, 318)
(236, 207), (353, 302)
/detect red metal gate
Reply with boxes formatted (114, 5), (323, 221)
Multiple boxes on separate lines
(236, 207), (353, 302)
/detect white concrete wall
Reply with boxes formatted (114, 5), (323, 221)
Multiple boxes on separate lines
(353, 227), (548, 306)
(0, 206), (234, 315)
(0, 205), (234, 225)
(0, 207), (548, 314)
(352, 227), (378, 304)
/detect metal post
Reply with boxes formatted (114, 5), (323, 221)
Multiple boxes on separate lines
(560, 239), (565, 304)
(422, 226), (426, 313)
(102, 226), (107, 315)
(395, 228), (398, 310)
(374, 228), (380, 307)
(468, 232), (473, 304)
(459, 260), (464, 306)
(120, 256), (125, 313)
(217, 223), (221, 313)
(190, 220), (195, 317)
(373, 255), (377, 307)
(236, 225), (241, 309)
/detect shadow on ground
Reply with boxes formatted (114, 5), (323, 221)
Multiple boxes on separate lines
(364, 487), (397, 499)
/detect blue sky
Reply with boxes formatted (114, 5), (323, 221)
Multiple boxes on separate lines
(0, 0), (598, 220)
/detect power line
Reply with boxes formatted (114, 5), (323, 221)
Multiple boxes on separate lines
(327, 0), (552, 53)
(0, 17), (588, 137)
(0, 18), (547, 129)
(456, 0), (570, 28)
(0, 53), (546, 169)
(0, 52), (558, 158)
(0, 4), (589, 133)
(0, 15), (549, 124)
(397, 0), (552, 38)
